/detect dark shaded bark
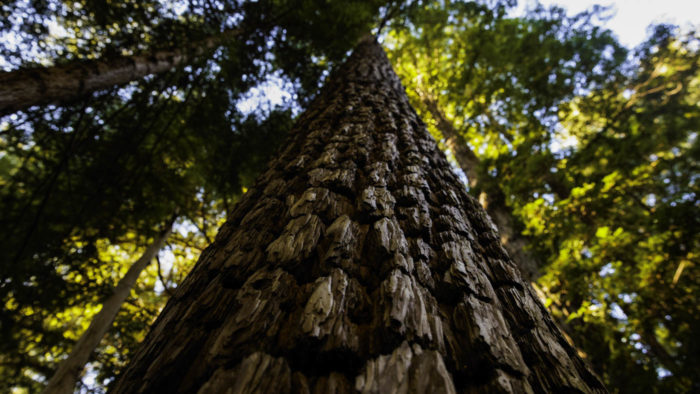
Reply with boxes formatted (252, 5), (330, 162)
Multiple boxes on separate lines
(112, 37), (605, 393)
(0, 30), (238, 116)
(419, 94), (540, 281)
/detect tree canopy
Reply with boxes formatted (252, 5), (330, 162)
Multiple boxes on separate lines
(0, 0), (697, 392)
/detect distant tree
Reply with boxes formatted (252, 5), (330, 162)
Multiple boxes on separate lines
(44, 217), (174, 394)
(518, 25), (700, 392)
(0, 28), (241, 115)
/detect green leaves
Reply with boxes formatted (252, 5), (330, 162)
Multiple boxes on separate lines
(526, 27), (700, 392)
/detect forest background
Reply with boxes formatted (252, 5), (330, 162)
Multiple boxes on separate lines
(0, 0), (697, 392)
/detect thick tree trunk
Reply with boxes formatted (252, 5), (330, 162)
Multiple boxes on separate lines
(0, 30), (238, 116)
(43, 219), (174, 394)
(112, 37), (605, 393)
(419, 95), (540, 281)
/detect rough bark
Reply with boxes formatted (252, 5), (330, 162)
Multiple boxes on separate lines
(419, 94), (540, 281)
(43, 219), (174, 394)
(0, 30), (239, 116)
(112, 37), (605, 393)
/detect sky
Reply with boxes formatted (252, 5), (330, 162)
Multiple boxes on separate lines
(521, 0), (700, 48)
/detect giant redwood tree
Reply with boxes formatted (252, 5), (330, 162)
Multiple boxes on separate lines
(112, 36), (605, 393)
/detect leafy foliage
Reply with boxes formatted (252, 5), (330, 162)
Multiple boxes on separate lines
(387, 2), (698, 392)
(518, 26), (700, 392)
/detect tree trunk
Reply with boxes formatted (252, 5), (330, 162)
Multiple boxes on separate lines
(419, 94), (541, 281)
(0, 30), (239, 116)
(112, 36), (605, 393)
(43, 219), (175, 394)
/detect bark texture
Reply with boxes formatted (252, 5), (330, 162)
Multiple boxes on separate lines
(112, 37), (605, 393)
(419, 94), (540, 281)
(44, 220), (174, 394)
(0, 30), (237, 116)
(418, 97), (582, 347)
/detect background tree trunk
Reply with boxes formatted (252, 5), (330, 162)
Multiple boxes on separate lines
(112, 36), (605, 393)
(0, 30), (238, 116)
(43, 218), (174, 394)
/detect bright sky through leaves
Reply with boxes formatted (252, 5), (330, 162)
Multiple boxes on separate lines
(518, 0), (700, 47)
